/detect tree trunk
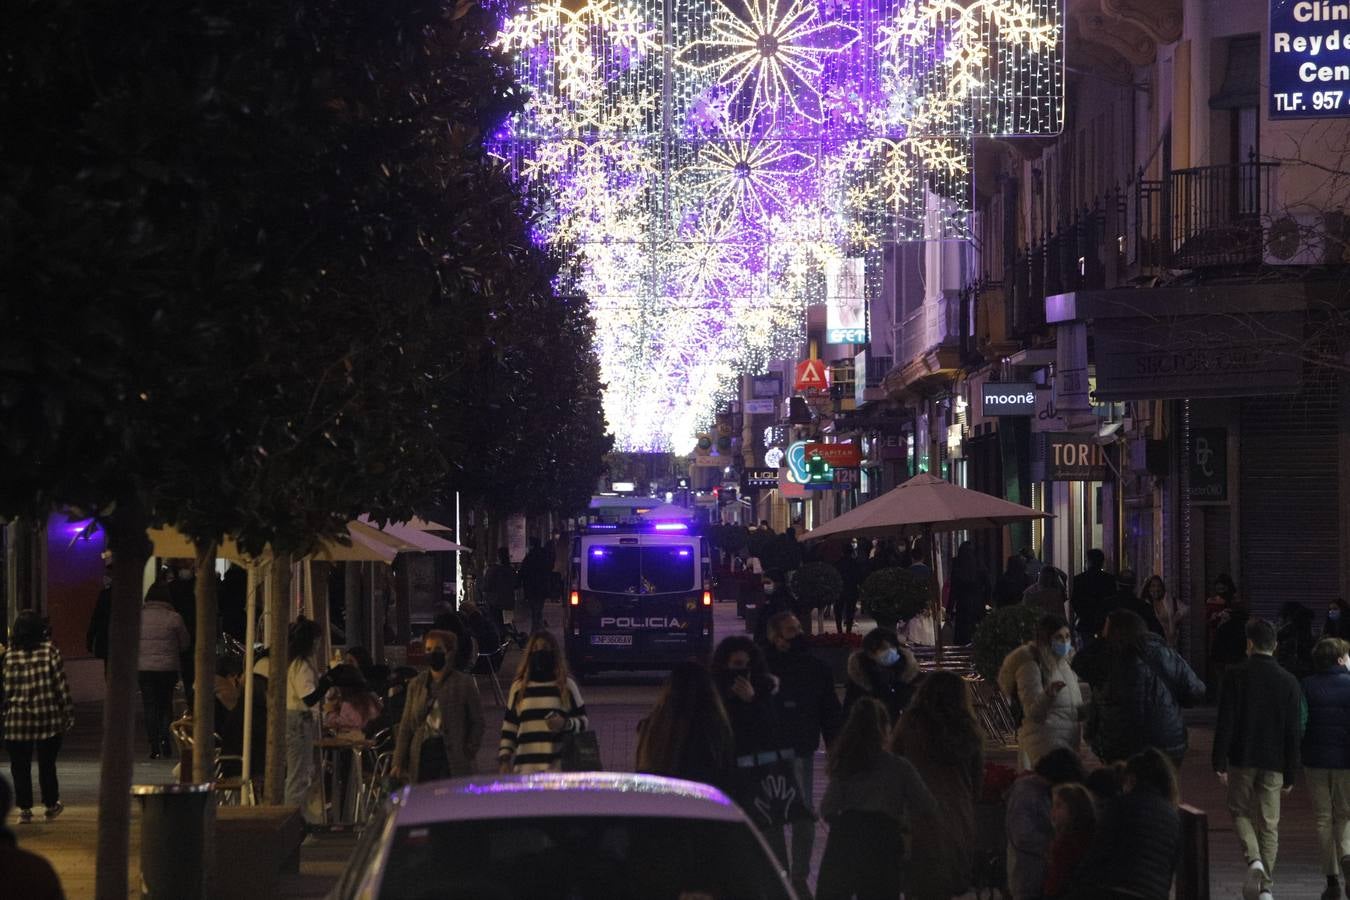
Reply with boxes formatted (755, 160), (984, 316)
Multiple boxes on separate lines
(264, 554), (292, 805)
(96, 500), (152, 900)
(191, 542), (219, 782)
(343, 561), (362, 651)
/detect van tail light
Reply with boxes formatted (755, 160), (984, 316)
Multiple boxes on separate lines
(702, 591), (713, 607)
(570, 591), (580, 606)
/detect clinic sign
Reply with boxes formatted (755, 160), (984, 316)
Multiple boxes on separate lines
(1270, 0), (1350, 118)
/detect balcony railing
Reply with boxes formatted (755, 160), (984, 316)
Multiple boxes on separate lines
(967, 160), (1283, 352)
(1138, 159), (1279, 268)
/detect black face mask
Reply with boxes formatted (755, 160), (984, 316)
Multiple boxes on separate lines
(787, 634), (809, 653)
(530, 650), (556, 679)
(426, 650), (448, 672)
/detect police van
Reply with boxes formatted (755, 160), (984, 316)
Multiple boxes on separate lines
(565, 523), (714, 677)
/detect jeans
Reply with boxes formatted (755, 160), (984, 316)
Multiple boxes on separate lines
(789, 755), (817, 881)
(138, 670), (179, 752)
(5, 734), (61, 811)
(285, 710), (319, 819)
(1227, 766), (1284, 887)
(1306, 767), (1350, 875)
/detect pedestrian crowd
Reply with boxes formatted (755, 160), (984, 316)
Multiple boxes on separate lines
(5, 527), (1350, 900)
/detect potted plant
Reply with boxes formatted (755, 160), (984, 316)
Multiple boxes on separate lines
(971, 603), (1041, 683)
(859, 566), (929, 632)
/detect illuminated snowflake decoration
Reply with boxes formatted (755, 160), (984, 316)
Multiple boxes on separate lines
(676, 0), (860, 127)
(683, 137), (817, 223)
(493, 0), (1063, 451)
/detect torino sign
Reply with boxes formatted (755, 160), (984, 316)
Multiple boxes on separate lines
(1270, 0), (1350, 117)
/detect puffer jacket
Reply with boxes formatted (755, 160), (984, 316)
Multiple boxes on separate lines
(138, 600), (190, 672)
(998, 643), (1083, 766)
(843, 648), (919, 723)
(1073, 633), (1206, 762)
(1301, 669), (1350, 769)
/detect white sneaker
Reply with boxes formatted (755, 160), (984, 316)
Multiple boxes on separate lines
(1243, 860), (1268, 900)
(1258, 891), (1274, 900)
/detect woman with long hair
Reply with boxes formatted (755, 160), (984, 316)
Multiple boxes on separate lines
(1143, 576), (1189, 653)
(893, 671), (984, 900)
(322, 665), (383, 739)
(816, 698), (936, 900)
(635, 660), (735, 789)
(998, 614), (1085, 769)
(393, 630), (484, 783)
(1072, 608), (1205, 765)
(498, 631), (587, 773)
(710, 635), (790, 864)
(3, 612), (74, 823)
(285, 617), (332, 820)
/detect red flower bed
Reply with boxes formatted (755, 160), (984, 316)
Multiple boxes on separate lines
(808, 632), (864, 648)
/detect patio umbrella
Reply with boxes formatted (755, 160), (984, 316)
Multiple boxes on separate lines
(803, 473), (1050, 658)
(802, 473), (1049, 542)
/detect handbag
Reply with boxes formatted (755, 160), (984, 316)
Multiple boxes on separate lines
(736, 753), (813, 827)
(558, 683), (602, 772)
(560, 729), (603, 771)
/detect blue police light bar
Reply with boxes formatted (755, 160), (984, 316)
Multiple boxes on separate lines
(652, 522), (689, 531)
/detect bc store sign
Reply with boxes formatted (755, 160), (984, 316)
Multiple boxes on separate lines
(1270, 0), (1350, 118)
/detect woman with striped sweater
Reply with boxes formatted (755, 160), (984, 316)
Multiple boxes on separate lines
(499, 632), (588, 773)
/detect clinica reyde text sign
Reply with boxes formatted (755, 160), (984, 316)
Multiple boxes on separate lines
(981, 382), (1038, 416)
(1271, 0), (1350, 118)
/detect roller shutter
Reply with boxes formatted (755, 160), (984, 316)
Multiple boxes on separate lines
(1239, 379), (1341, 621)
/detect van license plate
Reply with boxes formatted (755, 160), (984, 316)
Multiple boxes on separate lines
(590, 635), (633, 646)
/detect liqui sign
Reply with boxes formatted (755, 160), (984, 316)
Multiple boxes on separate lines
(1270, 0), (1350, 117)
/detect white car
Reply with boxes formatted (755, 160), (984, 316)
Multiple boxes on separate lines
(331, 772), (796, 900)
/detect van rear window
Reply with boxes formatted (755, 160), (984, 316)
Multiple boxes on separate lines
(585, 545), (697, 594)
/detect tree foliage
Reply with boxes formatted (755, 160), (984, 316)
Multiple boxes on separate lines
(1, 0), (609, 888)
(859, 567), (930, 627)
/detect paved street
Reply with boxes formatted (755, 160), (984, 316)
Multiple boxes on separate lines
(9, 600), (1342, 899)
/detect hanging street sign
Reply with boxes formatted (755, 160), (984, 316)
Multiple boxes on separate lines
(794, 359), (829, 392)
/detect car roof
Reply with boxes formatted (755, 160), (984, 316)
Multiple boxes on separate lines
(391, 773), (745, 827)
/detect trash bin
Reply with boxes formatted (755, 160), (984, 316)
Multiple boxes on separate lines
(133, 782), (213, 899)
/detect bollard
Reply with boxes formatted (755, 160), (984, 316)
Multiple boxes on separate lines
(1177, 803), (1210, 900)
(133, 783), (213, 899)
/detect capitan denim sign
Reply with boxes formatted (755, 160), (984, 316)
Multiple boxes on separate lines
(1270, 0), (1350, 118)
(981, 382), (1038, 416)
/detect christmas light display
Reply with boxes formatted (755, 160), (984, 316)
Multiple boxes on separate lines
(493, 0), (1063, 451)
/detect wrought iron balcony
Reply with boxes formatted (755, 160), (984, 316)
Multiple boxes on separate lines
(1137, 158), (1280, 269)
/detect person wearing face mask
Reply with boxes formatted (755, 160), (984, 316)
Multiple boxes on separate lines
(844, 627), (921, 723)
(752, 576), (792, 645)
(999, 615), (1086, 771)
(1324, 599), (1350, 641)
(764, 612), (845, 893)
(710, 635), (791, 865)
(393, 631), (484, 783)
(498, 631), (587, 774)
(1300, 637), (1350, 900)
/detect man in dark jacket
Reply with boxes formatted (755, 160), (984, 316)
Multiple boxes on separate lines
(1300, 636), (1350, 900)
(764, 611), (844, 896)
(1213, 618), (1304, 900)
(519, 539), (554, 633)
(1070, 549), (1116, 641)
